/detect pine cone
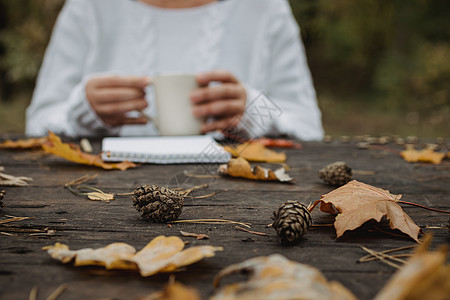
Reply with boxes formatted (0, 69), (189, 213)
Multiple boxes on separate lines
(0, 190), (5, 208)
(272, 201), (312, 245)
(132, 185), (184, 223)
(319, 161), (352, 186)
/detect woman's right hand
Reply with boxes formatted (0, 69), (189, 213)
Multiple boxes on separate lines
(85, 75), (150, 127)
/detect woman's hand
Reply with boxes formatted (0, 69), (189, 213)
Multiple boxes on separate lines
(190, 70), (246, 133)
(85, 75), (150, 127)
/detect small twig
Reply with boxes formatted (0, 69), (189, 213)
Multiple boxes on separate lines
(361, 254), (412, 263)
(234, 226), (268, 236)
(172, 219), (251, 228)
(64, 174), (98, 188)
(361, 247), (403, 269)
(359, 245), (415, 263)
(311, 223), (334, 227)
(116, 192), (134, 196)
(0, 216), (34, 225)
(45, 284), (68, 300)
(180, 184), (209, 197)
(398, 200), (450, 214)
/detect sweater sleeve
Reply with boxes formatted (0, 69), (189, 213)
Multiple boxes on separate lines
(240, 0), (324, 141)
(25, 0), (118, 138)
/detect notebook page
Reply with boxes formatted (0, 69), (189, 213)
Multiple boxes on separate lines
(101, 135), (231, 164)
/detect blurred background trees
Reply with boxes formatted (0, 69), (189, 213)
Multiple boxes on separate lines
(0, 0), (448, 137)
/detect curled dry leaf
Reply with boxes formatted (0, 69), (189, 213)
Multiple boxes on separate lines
(374, 235), (450, 300)
(42, 131), (138, 171)
(43, 235), (222, 277)
(400, 146), (446, 164)
(312, 180), (420, 242)
(212, 254), (357, 300)
(0, 136), (48, 149)
(218, 157), (293, 182)
(223, 142), (286, 163)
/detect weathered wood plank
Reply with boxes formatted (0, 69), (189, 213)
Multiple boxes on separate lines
(1, 140), (449, 300)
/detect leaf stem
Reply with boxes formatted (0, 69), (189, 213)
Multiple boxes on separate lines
(398, 200), (450, 214)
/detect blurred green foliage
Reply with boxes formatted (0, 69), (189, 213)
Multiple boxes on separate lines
(289, 0), (449, 134)
(0, 0), (448, 136)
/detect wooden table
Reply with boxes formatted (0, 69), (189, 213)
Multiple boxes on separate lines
(0, 139), (449, 299)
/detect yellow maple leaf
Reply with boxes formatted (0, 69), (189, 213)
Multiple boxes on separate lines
(0, 136), (48, 149)
(311, 180), (420, 242)
(42, 131), (138, 171)
(223, 142), (286, 163)
(43, 236), (223, 277)
(400, 146), (445, 164)
(218, 157), (293, 182)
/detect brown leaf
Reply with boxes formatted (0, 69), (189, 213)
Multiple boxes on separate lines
(212, 254), (357, 300)
(312, 180), (420, 242)
(374, 235), (450, 300)
(400, 146), (445, 164)
(42, 131), (138, 170)
(223, 142), (286, 163)
(43, 235), (223, 277)
(0, 137), (48, 149)
(218, 157), (293, 182)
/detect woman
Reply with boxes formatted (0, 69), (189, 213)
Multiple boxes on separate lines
(26, 0), (324, 140)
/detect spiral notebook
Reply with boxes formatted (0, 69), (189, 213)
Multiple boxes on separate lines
(101, 135), (231, 164)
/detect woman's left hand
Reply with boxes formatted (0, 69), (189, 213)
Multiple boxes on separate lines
(190, 70), (246, 133)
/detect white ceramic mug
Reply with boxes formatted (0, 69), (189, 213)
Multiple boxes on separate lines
(151, 73), (202, 136)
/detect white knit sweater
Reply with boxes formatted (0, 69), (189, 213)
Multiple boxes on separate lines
(26, 0), (324, 140)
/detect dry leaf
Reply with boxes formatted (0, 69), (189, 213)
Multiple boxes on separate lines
(223, 142), (286, 163)
(180, 230), (209, 240)
(43, 235), (223, 277)
(0, 137), (48, 149)
(140, 278), (200, 300)
(42, 131), (138, 171)
(312, 180), (420, 242)
(251, 138), (302, 149)
(218, 157), (293, 182)
(374, 235), (450, 300)
(212, 254), (357, 300)
(400, 146), (446, 164)
(86, 191), (115, 202)
(0, 166), (33, 186)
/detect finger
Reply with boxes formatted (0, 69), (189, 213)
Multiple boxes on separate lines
(93, 87), (146, 103)
(94, 75), (150, 89)
(201, 116), (241, 133)
(193, 98), (244, 119)
(95, 97), (148, 116)
(196, 70), (238, 85)
(191, 83), (243, 104)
